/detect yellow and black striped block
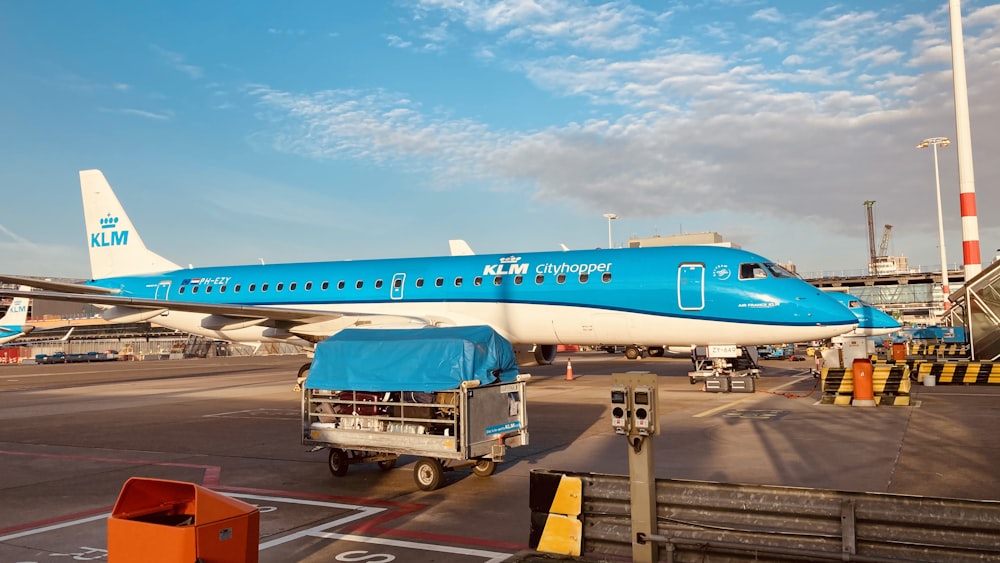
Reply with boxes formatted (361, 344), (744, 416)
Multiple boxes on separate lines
(917, 361), (1000, 385)
(529, 471), (583, 556)
(908, 343), (970, 358)
(821, 365), (911, 405)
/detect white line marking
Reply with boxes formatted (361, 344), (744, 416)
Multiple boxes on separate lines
(313, 532), (511, 563)
(0, 513), (109, 542)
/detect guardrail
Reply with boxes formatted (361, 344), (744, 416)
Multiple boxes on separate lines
(529, 469), (1000, 562)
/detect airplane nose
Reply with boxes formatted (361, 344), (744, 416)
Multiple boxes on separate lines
(798, 295), (858, 327)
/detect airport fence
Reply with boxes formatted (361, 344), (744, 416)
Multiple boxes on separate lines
(529, 469), (1000, 562)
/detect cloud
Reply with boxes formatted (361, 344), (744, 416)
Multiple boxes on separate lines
(150, 45), (204, 79)
(101, 108), (174, 120)
(750, 8), (783, 24)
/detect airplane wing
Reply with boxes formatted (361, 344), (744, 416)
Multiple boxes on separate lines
(0, 287), (432, 342)
(0, 274), (120, 295)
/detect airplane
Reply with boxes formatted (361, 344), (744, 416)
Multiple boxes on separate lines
(824, 291), (901, 337)
(0, 170), (858, 381)
(0, 287), (33, 345)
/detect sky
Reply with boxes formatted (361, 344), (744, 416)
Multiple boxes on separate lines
(1, 0), (998, 280)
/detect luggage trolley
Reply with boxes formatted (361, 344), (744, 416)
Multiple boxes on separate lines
(300, 326), (530, 491)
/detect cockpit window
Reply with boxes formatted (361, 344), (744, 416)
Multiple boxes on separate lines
(739, 263), (768, 280)
(848, 299), (862, 308)
(764, 262), (797, 279)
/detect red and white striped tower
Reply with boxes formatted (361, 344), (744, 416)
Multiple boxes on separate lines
(949, 0), (982, 279)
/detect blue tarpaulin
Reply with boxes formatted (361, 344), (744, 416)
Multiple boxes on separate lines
(304, 326), (520, 392)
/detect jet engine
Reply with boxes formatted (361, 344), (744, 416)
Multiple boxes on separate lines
(514, 344), (557, 366)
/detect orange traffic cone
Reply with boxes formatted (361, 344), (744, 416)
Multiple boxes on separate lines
(565, 358), (575, 381)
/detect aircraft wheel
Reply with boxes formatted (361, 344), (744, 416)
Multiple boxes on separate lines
(471, 459), (497, 477)
(647, 347), (664, 357)
(328, 448), (349, 477)
(413, 458), (444, 491)
(378, 458), (397, 471)
(625, 346), (641, 360)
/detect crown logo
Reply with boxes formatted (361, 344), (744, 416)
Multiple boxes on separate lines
(499, 255), (521, 264)
(100, 214), (120, 229)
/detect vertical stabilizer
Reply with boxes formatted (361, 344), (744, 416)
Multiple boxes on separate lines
(80, 170), (180, 279)
(0, 286), (31, 325)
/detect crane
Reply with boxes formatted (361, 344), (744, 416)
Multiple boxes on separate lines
(878, 224), (893, 258)
(864, 200), (877, 270)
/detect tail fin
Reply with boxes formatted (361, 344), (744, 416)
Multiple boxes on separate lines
(80, 170), (180, 279)
(0, 286), (30, 325)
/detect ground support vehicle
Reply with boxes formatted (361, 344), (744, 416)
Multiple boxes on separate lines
(688, 345), (760, 393)
(301, 326), (530, 491)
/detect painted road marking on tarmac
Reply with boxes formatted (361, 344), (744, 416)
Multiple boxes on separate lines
(313, 533), (511, 563)
(693, 377), (809, 418)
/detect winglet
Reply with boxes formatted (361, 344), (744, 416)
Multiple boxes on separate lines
(80, 170), (180, 279)
(449, 239), (475, 256)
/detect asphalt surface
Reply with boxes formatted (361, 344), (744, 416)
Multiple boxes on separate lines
(1, 352), (998, 562)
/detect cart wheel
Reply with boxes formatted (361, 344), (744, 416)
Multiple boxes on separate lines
(625, 346), (641, 360)
(378, 458), (397, 471)
(471, 459), (497, 477)
(328, 448), (349, 477)
(413, 458), (444, 491)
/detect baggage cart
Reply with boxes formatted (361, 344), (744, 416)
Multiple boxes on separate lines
(301, 326), (530, 491)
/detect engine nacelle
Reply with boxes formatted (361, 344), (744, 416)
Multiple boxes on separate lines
(514, 344), (557, 366)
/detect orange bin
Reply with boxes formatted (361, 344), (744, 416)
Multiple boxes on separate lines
(107, 478), (259, 563)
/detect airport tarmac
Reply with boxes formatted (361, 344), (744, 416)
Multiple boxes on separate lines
(2, 352), (999, 562)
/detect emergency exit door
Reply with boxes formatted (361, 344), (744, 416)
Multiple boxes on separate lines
(678, 264), (704, 310)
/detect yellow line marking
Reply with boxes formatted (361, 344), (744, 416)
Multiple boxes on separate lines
(693, 376), (809, 418)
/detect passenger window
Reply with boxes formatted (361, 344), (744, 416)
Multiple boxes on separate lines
(234, 284), (241, 292)
(321, 281), (329, 290)
(205, 286), (213, 294)
(535, 274), (544, 284)
(220, 285), (226, 293)
(356, 280), (364, 289)
(192, 286), (199, 294)
(579, 273), (589, 284)
(494, 276), (503, 286)
(276, 282), (284, 291)
(435, 277), (444, 287)
(249, 284), (256, 292)
(179, 286), (185, 294)
(416, 278), (424, 288)
(375, 279), (383, 289)
(514, 275), (523, 285)
(393, 278), (403, 288)
(261, 283), (269, 292)
(289, 282), (297, 291)
(474, 277), (482, 286)
(455, 277), (463, 287)
(305, 282), (312, 290)
(557, 274), (566, 284)
(337, 281), (345, 290)
(602, 272), (611, 283)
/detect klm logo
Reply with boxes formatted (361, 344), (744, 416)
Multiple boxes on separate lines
(90, 214), (129, 248)
(483, 255), (529, 276)
(9, 304), (26, 314)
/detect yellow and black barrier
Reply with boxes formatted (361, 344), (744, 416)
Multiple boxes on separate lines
(916, 361), (1000, 385)
(529, 470), (583, 556)
(908, 343), (970, 358)
(821, 365), (911, 405)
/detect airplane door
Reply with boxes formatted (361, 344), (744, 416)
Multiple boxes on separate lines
(154, 281), (171, 300)
(390, 273), (405, 300)
(678, 264), (704, 311)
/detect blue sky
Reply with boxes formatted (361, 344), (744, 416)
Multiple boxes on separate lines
(1, 0), (998, 279)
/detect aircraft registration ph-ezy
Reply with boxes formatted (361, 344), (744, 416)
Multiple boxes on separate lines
(0, 170), (857, 376)
(0, 288), (33, 345)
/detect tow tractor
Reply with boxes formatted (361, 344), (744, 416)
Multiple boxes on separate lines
(688, 345), (760, 393)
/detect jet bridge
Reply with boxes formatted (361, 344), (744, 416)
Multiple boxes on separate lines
(946, 258), (1000, 361)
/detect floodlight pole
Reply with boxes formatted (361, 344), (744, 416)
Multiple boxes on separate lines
(917, 137), (951, 314)
(603, 213), (619, 249)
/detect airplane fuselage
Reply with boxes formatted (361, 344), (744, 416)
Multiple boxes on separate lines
(88, 246), (856, 347)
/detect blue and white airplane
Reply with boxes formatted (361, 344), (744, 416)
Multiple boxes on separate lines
(0, 170), (857, 376)
(0, 288), (33, 345)
(824, 292), (901, 337)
